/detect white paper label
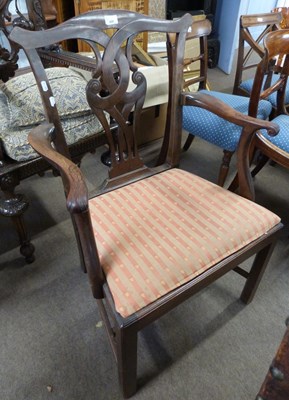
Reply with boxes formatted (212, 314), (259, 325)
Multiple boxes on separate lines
(104, 15), (118, 25)
(41, 81), (48, 92)
(49, 96), (56, 107)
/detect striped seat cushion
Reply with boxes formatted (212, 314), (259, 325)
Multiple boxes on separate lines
(89, 169), (280, 318)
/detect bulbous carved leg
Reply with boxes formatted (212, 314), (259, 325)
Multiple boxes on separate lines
(218, 150), (234, 187)
(0, 173), (35, 263)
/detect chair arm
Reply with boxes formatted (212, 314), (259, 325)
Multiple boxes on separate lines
(181, 91), (280, 200)
(181, 91), (279, 136)
(28, 123), (88, 214)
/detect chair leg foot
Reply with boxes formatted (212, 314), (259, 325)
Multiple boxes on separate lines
(116, 326), (138, 398)
(12, 214), (35, 263)
(240, 242), (276, 304)
(20, 240), (35, 263)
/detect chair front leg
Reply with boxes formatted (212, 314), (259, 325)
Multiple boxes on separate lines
(115, 324), (138, 399)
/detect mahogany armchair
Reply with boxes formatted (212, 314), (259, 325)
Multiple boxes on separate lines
(0, 0), (107, 262)
(9, 10), (283, 398)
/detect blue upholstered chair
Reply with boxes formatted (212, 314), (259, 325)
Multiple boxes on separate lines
(182, 18), (273, 187)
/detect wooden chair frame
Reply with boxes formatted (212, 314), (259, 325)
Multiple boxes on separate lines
(9, 11), (283, 398)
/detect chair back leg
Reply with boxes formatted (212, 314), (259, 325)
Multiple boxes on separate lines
(240, 241), (278, 304)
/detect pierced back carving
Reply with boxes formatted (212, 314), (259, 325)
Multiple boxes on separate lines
(10, 10), (192, 184)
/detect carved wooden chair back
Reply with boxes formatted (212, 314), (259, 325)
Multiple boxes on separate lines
(233, 12), (282, 100)
(10, 10), (283, 398)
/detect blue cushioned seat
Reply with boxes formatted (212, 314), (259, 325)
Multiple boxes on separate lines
(240, 75), (289, 109)
(260, 114), (289, 153)
(183, 90), (272, 153)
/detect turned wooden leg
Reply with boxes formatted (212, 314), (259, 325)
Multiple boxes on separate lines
(218, 149), (234, 187)
(183, 133), (195, 151)
(116, 326), (138, 398)
(240, 242), (276, 304)
(0, 174), (35, 263)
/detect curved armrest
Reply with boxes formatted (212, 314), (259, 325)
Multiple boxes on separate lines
(181, 91), (280, 200)
(28, 123), (88, 214)
(181, 91), (279, 136)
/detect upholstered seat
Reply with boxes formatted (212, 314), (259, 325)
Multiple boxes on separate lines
(90, 168), (280, 318)
(0, 67), (107, 162)
(239, 74), (289, 109)
(258, 114), (289, 154)
(183, 89), (272, 152)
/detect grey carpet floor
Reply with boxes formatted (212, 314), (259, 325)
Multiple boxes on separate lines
(1, 134), (288, 400)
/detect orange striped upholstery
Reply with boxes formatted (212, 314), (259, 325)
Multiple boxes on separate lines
(89, 169), (280, 318)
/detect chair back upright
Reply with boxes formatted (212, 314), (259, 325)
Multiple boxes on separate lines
(182, 18), (211, 91)
(233, 12), (282, 97)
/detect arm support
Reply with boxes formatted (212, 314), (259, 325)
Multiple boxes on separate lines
(28, 123), (89, 214)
